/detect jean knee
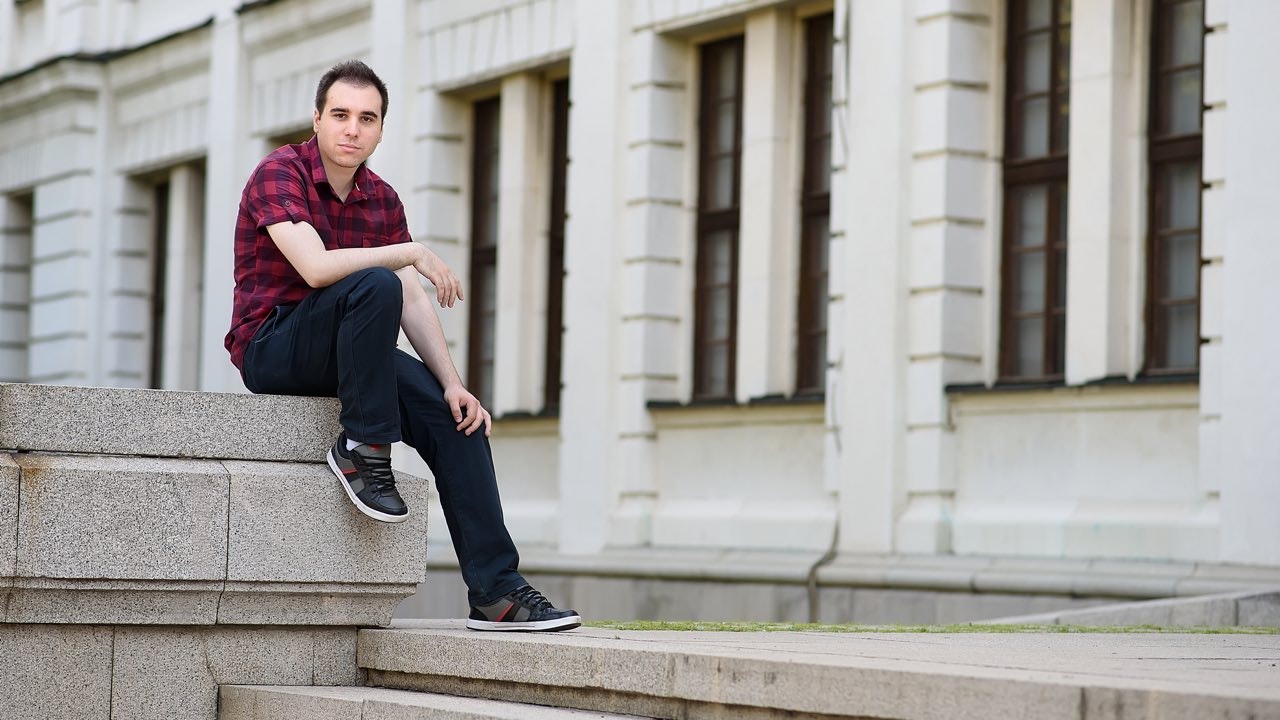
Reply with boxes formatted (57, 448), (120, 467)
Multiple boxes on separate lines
(349, 267), (403, 307)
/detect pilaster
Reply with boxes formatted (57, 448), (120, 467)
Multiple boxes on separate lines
(1064, 0), (1139, 384)
(558, 0), (631, 553)
(736, 6), (799, 402)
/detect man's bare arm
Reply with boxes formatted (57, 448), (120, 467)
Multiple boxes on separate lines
(395, 267), (491, 437)
(266, 220), (462, 306)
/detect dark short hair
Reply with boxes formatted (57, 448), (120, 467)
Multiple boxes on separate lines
(315, 60), (389, 119)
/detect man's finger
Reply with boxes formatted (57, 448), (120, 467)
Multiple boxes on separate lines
(464, 404), (483, 435)
(483, 410), (492, 437)
(449, 395), (463, 423)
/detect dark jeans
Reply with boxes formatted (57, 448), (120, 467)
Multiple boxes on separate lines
(241, 267), (525, 606)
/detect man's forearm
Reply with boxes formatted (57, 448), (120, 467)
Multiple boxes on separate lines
(398, 271), (463, 389)
(306, 243), (422, 288)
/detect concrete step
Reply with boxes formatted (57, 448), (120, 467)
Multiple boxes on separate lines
(219, 685), (646, 719)
(357, 621), (1280, 720)
(0, 382), (339, 462)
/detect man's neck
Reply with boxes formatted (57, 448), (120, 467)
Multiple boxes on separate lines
(321, 158), (357, 202)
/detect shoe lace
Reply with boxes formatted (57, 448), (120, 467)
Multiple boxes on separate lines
(353, 451), (398, 493)
(510, 585), (554, 612)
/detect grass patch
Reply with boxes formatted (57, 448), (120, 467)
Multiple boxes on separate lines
(585, 621), (1280, 634)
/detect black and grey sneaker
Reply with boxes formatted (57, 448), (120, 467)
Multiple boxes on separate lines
(326, 432), (408, 523)
(466, 585), (581, 632)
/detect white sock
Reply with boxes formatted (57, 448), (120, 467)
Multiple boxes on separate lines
(346, 437), (363, 451)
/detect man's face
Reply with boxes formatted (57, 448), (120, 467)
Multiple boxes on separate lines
(313, 80), (384, 172)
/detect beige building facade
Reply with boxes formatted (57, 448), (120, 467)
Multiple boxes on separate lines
(2, 0), (1277, 620)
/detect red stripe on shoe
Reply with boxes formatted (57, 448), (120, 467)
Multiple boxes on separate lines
(496, 602), (516, 622)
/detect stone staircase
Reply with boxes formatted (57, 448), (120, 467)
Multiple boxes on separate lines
(0, 382), (429, 720)
(221, 619), (1280, 720)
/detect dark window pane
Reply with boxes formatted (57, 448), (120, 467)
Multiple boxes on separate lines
(1054, 247), (1068, 306)
(1015, 185), (1048, 246)
(1170, 1), (1204, 65)
(1163, 233), (1200, 299)
(1017, 251), (1046, 312)
(1162, 69), (1202, 135)
(1019, 97), (1050, 157)
(1023, 0), (1052, 29)
(1164, 303), (1198, 368)
(702, 343), (729, 398)
(715, 100), (736, 153)
(1056, 27), (1071, 86)
(1022, 32), (1051, 92)
(1161, 160), (1200, 229)
(1016, 317), (1044, 376)
(1057, 0), (1072, 24)
(707, 157), (735, 210)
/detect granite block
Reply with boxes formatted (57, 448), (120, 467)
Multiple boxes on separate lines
(0, 454), (16, 579)
(0, 382), (340, 461)
(110, 626), (359, 720)
(224, 460), (428, 585)
(14, 454), (229, 581)
(0, 624), (113, 720)
(4, 577), (220, 624)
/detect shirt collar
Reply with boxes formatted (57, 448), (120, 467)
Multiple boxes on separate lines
(302, 135), (371, 202)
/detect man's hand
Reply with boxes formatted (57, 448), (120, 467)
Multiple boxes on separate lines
(444, 383), (492, 437)
(413, 244), (463, 308)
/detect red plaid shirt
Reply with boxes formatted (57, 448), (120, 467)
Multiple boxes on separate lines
(225, 136), (411, 371)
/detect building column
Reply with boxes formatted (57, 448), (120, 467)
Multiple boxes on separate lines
(1063, 0), (1138, 384)
(558, 0), (631, 553)
(829, 0), (911, 553)
(199, 8), (249, 392)
(493, 72), (549, 416)
(29, 169), (98, 385)
(897, 0), (994, 553)
(160, 164), (205, 391)
(736, 6), (799, 402)
(369, 0), (412, 194)
(1218, 0), (1280, 565)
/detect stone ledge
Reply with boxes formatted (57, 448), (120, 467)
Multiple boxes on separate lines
(986, 589), (1280, 627)
(2, 452), (429, 626)
(424, 546), (1280, 599)
(0, 382), (340, 462)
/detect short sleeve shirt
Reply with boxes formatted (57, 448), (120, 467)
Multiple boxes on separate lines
(224, 136), (411, 371)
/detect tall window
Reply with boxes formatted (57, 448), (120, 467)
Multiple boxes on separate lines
(796, 14), (833, 397)
(1000, 0), (1071, 381)
(0, 193), (34, 383)
(468, 98), (501, 407)
(544, 79), (569, 412)
(693, 36), (744, 401)
(1146, 0), (1204, 373)
(149, 181), (170, 389)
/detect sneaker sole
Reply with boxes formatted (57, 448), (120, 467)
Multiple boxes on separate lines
(465, 615), (582, 632)
(327, 448), (410, 524)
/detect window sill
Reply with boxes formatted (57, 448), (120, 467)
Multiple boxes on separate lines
(647, 393), (825, 411)
(946, 372), (1198, 396)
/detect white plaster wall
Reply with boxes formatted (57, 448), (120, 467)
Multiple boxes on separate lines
(950, 386), (1212, 561)
(650, 404), (831, 551)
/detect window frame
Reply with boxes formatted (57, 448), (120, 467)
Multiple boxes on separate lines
(998, 0), (1072, 382)
(467, 97), (501, 408)
(795, 13), (834, 397)
(1144, 0), (1205, 375)
(692, 35), (745, 402)
(543, 78), (570, 413)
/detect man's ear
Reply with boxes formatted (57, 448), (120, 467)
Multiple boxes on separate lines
(313, 109), (321, 134)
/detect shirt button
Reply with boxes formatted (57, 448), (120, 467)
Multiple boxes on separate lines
(283, 200), (292, 206)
